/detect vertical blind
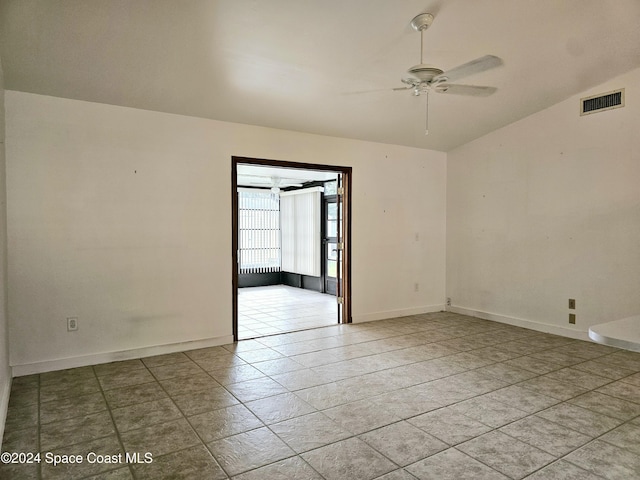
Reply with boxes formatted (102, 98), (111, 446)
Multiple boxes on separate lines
(238, 189), (281, 274)
(280, 187), (322, 277)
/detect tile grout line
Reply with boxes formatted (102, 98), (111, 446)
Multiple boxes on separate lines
(142, 355), (234, 479)
(6, 312), (640, 479)
(37, 373), (42, 480)
(91, 364), (138, 480)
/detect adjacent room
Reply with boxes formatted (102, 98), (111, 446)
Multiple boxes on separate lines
(0, 1), (639, 479)
(235, 163), (344, 339)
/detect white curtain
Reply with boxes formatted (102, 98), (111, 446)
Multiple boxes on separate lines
(280, 187), (322, 277)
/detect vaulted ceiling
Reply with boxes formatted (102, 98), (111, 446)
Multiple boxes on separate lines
(1, 0), (639, 151)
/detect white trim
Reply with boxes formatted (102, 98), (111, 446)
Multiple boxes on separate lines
(0, 376), (11, 443)
(11, 335), (234, 377)
(448, 305), (590, 341)
(352, 304), (445, 323)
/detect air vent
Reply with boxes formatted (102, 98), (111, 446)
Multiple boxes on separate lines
(580, 89), (624, 116)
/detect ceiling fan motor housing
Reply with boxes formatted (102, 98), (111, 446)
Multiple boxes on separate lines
(407, 64), (444, 83)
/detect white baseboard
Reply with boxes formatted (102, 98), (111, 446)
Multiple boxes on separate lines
(11, 335), (235, 377)
(0, 374), (11, 443)
(448, 305), (590, 341)
(353, 304), (446, 324)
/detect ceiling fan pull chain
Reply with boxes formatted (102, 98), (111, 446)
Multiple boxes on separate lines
(425, 90), (429, 136)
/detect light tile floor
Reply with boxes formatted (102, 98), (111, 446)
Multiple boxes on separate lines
(3, 312), (640, 479)
(238, 285), (338, 339)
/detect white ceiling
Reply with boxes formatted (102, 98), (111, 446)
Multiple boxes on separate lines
(1, 0), (639, 151)
(237, 164), (338, 187)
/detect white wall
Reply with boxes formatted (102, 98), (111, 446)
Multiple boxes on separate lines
(447, 67), (640, 336)
(0, 57), (11, 440)
(5, 91), (447, 373)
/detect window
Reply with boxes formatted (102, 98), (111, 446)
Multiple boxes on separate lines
(324, 180), (337, 195)
(238, 189), (280, 273)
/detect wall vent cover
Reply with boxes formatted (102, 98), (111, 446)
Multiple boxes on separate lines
(580, 88), (624, 116)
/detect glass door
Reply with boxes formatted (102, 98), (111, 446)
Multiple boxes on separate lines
(324, 194), (338, 296)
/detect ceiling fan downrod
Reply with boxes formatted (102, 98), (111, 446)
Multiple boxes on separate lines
(410, 12), (434, 136)
(410, 13), (434, 64)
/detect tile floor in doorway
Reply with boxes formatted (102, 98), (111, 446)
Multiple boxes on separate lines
(238, 285), (338, 339)
(3, 312), (640, 479)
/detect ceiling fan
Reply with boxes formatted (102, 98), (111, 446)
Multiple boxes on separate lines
(395, 13), (502, 134)
(239, 175), (303, 193)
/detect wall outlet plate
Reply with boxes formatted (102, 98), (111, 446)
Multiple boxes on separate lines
(569, 313), (576, 324)
(67, 317), (78, 331)
(569, 299), (576, 309)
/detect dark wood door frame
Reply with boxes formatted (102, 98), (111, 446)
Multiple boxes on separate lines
(232, 156), (352, 342)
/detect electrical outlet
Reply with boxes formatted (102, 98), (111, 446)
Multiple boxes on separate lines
(446, 297), (452, 307)
(568, 298), (576, 309)
(414, 282), (419, 292)
(67, 317), (78, 331)
(569, 313), (576, 324)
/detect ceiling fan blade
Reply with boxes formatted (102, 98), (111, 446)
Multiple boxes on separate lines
(434, 55), (502, 83)
(401, 77), (418, 85)
(436, 84), (497, 96)
(341, 87), (397, 95)
(393, 77), (421, 92)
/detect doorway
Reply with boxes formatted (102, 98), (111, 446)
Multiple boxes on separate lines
(231, 157), (352, 341)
